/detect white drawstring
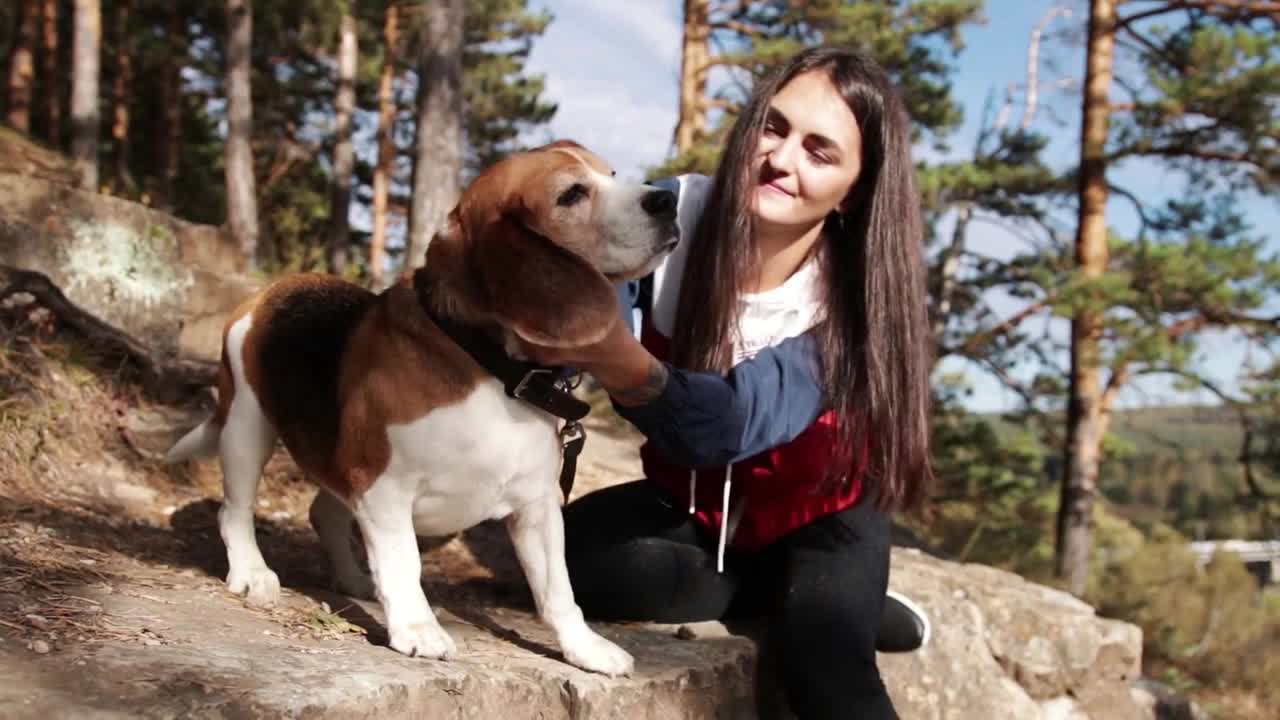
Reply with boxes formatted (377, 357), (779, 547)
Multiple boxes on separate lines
(716, 464), (733, 573)
(689, 465), (736, 573)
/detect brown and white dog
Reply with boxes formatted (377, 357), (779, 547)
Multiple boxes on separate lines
(165, 141), (678, 675)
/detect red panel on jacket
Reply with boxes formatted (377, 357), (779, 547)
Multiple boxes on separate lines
(636, 318), (866, 549)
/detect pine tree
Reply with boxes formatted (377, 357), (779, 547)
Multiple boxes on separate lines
(70, 0), (101, 190)
(109, 0), (135, 194)
(225, 0), (260, 265)
(1059, 0), (1118, 596)
(5, 0), (38, 133)
(1051, 0), (1280, 595)
(674, 0), (712, 156)
(327, 8), (358, 276)
(39, 0), (59, 146)
(404, 0), (463, 269)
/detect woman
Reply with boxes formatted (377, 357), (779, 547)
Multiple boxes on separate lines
(528, 47), (933, 718)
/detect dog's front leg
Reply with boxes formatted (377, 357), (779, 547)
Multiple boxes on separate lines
(353, 481), (456, 659)
(507, 494), (634, 676)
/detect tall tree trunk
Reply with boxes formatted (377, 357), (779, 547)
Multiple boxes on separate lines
(673, 0), (711, 155)
(225, 0), (260, 266)
(6, 0), (38, 133)
(159, 5), (185, 211)
(70, 0), (101, 190)
(369, 2), (400, 289)
(40, 0), (60, 145)
(110, 0), (133, 194)
(1057, 0), (1116, 598)
(405, 0), (463, 270)
(327, 11), (358, 276)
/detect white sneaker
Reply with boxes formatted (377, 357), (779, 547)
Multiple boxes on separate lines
(878, 590), (931, 652)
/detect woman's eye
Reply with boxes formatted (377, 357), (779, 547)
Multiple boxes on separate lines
(557, 183), (589, 206)
(808, 151), (831, 165)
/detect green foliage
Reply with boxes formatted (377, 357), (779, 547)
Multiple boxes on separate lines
(1110, 19), (1280, 194)
(646, 124), (732, 182)
(906, 380), (1056, 575)
(750, 0), (983, 141)
(13, 0), (559, 272)
(461, 0), (557, 174)
(261, 158), (331, 274)
(917, 130), (1061, 217)
(934, 9), (1280, 595)
(651, 0), (985, 177)
(1090, 525), (1280, 706)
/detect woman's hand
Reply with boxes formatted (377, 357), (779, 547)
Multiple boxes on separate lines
(519, 318), (670, 407)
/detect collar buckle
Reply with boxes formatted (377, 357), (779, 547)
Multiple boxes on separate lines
(512, 367), (555, 400)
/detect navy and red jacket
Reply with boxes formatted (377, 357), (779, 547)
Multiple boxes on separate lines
(611, 175), (869, 554)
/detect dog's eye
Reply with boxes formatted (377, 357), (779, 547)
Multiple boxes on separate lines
(557, 183), (590, 207)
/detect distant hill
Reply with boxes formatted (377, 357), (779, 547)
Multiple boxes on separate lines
(988, 404), (1277, 540)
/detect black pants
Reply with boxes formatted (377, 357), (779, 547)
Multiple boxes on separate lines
(563, 480), (897, 720)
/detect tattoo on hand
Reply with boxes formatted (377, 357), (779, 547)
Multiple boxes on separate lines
(611, 359), (670, 406)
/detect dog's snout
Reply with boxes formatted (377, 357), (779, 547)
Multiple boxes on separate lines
(641, 189), (677, 220)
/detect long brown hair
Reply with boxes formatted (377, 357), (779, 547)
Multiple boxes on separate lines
(670, 47), (933, 512)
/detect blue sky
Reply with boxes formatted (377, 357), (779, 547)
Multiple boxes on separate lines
(523, 0), (1279, 413)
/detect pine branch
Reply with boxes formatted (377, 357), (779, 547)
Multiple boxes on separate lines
(957, 348), (1038, 406)
(1161, 308), (1280, 347)
(1021, 5), (1075, 130)
(932, 204), (972, 346)
(698, 96), (739, 113)
(708, 18), (758, 36)
(1117, 0), (1280, 29)
(1197, 308), (1280, 334)
(1106, 183), (1154, 238)
(695, 54), (752, 74)
(953, 349), (1060, 445)
(1107, 144), (1271, 170)
(943, 298), (1052, 358)
(1100, 362), (1131, 415)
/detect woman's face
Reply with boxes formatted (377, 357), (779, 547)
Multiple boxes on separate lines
(750, 70), (863, 235)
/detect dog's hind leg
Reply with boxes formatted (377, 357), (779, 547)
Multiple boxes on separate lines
(217, 314), (281, 606)
(308, 489), (375, 599)
(507, 493), (634, 676)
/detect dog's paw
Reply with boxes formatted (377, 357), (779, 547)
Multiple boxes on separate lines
(334, 572), (376, 601)
(226, 565), (281, 606)
(561, 628), (634, 677)
(388, 620), (457, 660)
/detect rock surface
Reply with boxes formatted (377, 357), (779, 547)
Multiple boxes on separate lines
(0, 582), (757, 719)
(878, 551), (1146, 720)
(0, 171), (258, 362)
(0, 404), (1151, 720)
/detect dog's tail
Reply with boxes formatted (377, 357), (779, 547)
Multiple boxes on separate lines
(164, 419), (221, 464)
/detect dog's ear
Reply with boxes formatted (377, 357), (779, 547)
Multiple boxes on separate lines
(473, 214), (618, 348)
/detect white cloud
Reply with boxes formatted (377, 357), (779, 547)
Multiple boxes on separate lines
(555, 0), (682, 65)
(523, 0), (683, 180)
(535, 75), (676, 181)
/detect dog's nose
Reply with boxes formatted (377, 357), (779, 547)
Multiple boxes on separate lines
(641, 189), (677, 220)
